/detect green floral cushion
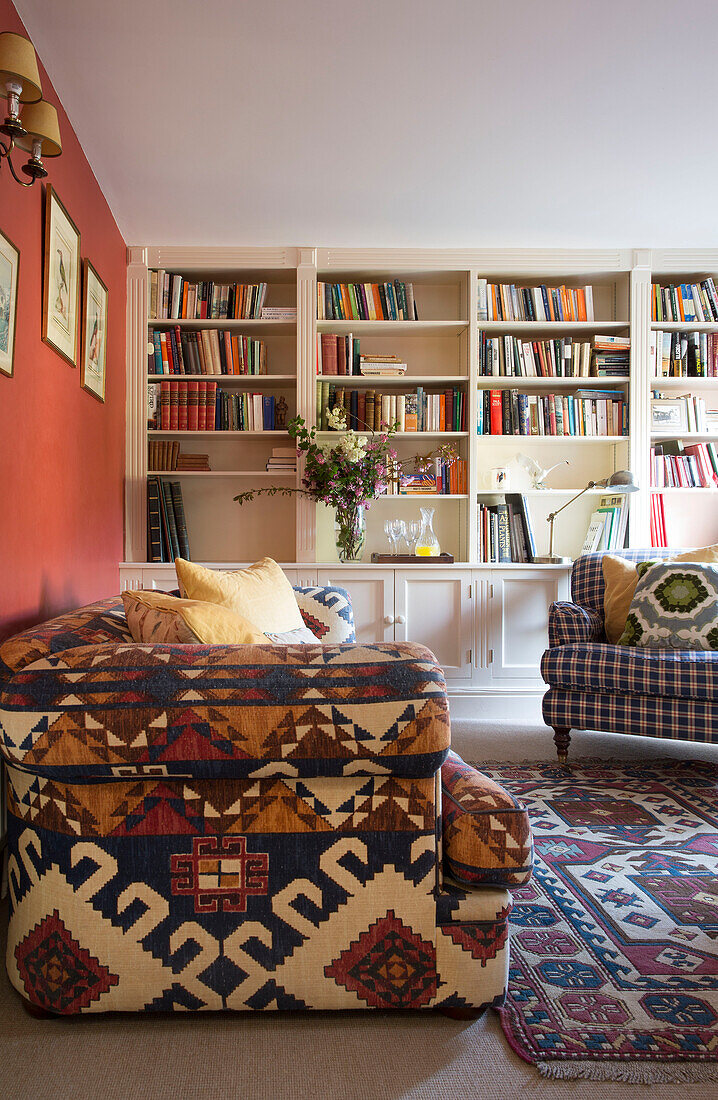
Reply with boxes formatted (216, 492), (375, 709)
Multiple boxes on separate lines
(618, 561), (718, 650)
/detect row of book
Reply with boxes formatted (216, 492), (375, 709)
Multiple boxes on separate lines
(479, 334), (629, 378)
(316, 333), (361, 375)
(650, 493), (668, 547)
(478, 281), (596, 323)
(149, 327), (267, 376)
(147, 478), (190, 562)
(581, 495), (629, 554)
(148, 442), (211, 471)
(477, 494), (537, 563)
(397, 459), (467, 496)
(477, 389), (627, 437)
(652, 392), (713, 434)
(651, 331), (718, 378)
(651, 280), (718, 323)
(317, 281), (419, 321)
(651, 439), (718, 488)
(150, 271), (280, 320)
(149, 379), (289, 432)
(317, 384), (466, 433)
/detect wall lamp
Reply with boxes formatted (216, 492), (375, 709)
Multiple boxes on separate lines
(0, 31), (62, 187)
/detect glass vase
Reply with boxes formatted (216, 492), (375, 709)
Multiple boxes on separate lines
(334, 503), (366, 562)
(416, 506), (440, 557)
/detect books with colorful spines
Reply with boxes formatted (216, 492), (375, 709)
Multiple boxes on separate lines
(169, 482), (190, 559)
(400, 473), (437, 494)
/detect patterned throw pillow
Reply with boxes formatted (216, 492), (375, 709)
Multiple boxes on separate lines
(617, 562), (718, 650)
(122, 591), (267, 644)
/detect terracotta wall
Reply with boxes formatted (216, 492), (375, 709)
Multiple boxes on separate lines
(0, 0), (126, 641)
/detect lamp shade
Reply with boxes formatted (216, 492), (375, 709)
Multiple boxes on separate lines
(0, 32), (42, 103)
(604, 470), (639, 493)
(15, 99), (62, 157)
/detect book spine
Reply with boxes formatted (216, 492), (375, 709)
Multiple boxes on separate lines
(170, 482), (191, 560)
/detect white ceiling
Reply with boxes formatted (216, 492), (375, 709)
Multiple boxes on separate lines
(14, 0), (718, 248)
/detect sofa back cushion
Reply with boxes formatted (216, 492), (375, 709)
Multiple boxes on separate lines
(571, 549), (674, 614)
(0, 597), (131, 678)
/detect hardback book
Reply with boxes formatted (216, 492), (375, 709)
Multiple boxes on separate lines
(582, 512), (607, 554)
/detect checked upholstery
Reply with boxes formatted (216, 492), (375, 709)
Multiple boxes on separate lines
(0, 590), (531, 1016)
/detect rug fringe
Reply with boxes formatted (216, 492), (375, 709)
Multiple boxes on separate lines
(536, 1060), (718, 1084)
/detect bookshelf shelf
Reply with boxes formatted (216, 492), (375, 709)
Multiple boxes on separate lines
(149, 430), (291, 438)
(651, 431), (718, 441)
(150, 318), (296, 330)
(650, 322), (718, 332)
(650, 377), (718, 389)
(479, 321), (629, 335)
(315, 431), (468, 440)
(152, 470), (296, 478)
(650, 486), (718, 494)
(148, 374), (296, 387)
(476, 377), (629, 389)
(316, 320), (468, 337)
(475, 435), (628, 444)
(317, 374), (469, 386)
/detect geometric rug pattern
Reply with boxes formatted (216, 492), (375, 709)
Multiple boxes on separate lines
(478, 759), (718, 1083)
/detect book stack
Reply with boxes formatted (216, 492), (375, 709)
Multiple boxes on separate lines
(580, 494), (629, 553)
(149, 326), (266, 375)
(652, 280), (718, 322)
(592, 335), (630, 377)
(149, 271), (268, 320)
(652, 391), (709, 433)
(398, 458), (466, 495)
(316, 333), (360, 376)
(156, 379), (218, 430)
(477, 494), (536, 563)
(651, 439), (718, 487)
(176, 453), (211, 472)
(266, 447), (297, 473)
(359, 355), (407, 376)
(479, 334), (593, 378)
(317, 383), (466, 432)
(477, 389), (627, 436)
(317, 280), (418, 320)
(651, 331), (718, 378)
(477, 280), (595, 322)
(147, 477), (191, 562)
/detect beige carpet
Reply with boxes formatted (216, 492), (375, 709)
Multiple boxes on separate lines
(2, 722), (717, 1100)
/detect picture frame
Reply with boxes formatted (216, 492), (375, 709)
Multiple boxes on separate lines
(42, 184), (81, 366)
(80, 259), (108, 402)
(0, 226), (19, 378)
(651, 398), (688, 433)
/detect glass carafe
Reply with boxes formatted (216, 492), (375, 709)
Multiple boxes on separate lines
(415, 506), (440, 557)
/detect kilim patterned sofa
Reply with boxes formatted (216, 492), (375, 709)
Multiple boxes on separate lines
(542, 549), (718, 762)
(0, 588), (533, 1016)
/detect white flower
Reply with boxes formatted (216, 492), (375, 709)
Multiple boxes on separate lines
(327, 406), (347, 431)
(339, 433), (367, 462)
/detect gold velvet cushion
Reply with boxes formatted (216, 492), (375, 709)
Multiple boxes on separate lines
(603, 544), (718, 643)
(121, 590), (267, 645)
(174, 557), (304, 633)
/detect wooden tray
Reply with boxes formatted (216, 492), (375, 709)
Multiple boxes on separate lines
(370, 553), (455, 564)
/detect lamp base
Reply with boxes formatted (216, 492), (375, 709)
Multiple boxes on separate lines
(533, 555), (572, 565)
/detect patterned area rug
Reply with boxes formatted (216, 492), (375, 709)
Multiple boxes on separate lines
(478, 759), (718, 1084)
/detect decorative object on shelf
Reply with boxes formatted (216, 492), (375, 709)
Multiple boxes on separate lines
(275, 394), (288, 429)
(416, 506), (441, 557)
(487, 465), (510, 491)
(80, 259), (108, 402)
(406, 519), (421, 555)
(234, 406), (401, 563)
(42, 185), (80, 366)
(334, 503), (366, 563)
(0, 225), (19, 378)
(0, 32), (62, 187)
(534, 470), (639, 564)
(651, 398), (688, 434)
(516, 454), (569, 490)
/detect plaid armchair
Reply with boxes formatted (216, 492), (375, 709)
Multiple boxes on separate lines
(541, 550), (718, 762)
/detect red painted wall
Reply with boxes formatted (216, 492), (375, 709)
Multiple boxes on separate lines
(0, 0), (126, 640)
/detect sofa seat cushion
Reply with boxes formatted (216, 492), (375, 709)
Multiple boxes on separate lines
(0, 598), (130, 678)
(542, 641), (718, 701)
(0, 641), (450, 781)
(441, 751), (533, 888)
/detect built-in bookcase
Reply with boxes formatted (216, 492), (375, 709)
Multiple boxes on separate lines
(124, 248), (718, 570)
(648, 261), (718, 549)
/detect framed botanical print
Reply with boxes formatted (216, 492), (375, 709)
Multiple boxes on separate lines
(42, 184), (81, 365)
(0, 227), (19, 378)
(80, 259), (108, 402)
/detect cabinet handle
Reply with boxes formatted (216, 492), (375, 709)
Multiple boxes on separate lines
(395, 614), (406, 625)
(384, 615), (395, 625)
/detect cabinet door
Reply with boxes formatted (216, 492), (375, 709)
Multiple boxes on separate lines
(394, 570), (473, 680)
(316, 570), (394, 643)
(489, 568), (570, 684)
(140, 568), (180, 592)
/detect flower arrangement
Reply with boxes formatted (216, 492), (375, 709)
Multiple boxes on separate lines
(234, 408), (458, 561)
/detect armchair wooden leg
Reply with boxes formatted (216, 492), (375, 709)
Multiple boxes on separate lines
(552, 726), (572, 765)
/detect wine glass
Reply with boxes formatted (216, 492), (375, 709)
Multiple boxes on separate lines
(393, 519), (408, 554)
(406, 520), (420, 556)
(384, 519), (397, 554)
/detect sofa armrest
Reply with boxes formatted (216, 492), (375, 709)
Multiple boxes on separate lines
(548, 601), (605, 647)
(441, 751), (532, 888)
(0, 640), (450, 781)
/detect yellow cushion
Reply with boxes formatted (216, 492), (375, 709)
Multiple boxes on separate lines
(603, 543), (718, 643)
(174, 557), (304, 633)
(121, 590), (267, 645)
